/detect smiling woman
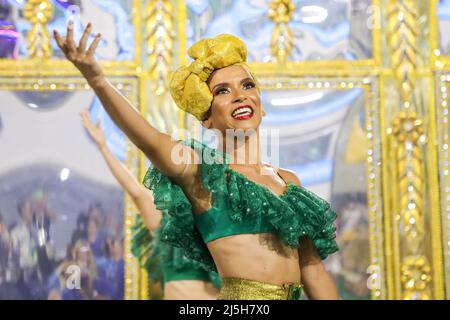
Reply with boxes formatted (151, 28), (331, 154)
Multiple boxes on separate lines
(54, 23), (340, 300)
(202, 66), (264, 134)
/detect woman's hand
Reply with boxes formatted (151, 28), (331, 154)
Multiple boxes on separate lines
(80, 108), (106, 148)
(55, 22), (197, 183)
(53, 21), (104, 85)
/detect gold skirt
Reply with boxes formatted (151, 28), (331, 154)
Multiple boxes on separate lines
(218, 277), (303, 300)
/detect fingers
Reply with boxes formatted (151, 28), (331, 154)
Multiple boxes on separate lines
(80, 109), (93, 128)
(78, 22), (92, 53)
(55, 22), (99, 59)
(53, 30), (65, 51)
(80, 108), (87, 117)
(86, 33), (101, 57)
(80, 112), (88, 128)
(66, 20), (76, 51)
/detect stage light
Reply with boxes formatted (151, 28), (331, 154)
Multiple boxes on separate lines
(300, 6), (328, 24)
(270, 92), (324, 107)
(60, 168), (70, 181)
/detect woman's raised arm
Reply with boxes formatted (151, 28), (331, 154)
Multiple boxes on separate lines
(54, 21), (197, 180)
(80, 109), (162, 231)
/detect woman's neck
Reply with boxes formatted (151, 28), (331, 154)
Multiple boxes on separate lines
(222, 129), (263, 167)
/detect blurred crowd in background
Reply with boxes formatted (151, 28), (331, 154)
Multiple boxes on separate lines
(0, 190), (124, 300)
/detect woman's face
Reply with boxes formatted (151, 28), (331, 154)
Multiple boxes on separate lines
(75, 247), (91, 270)
(204, 65), (264, 134)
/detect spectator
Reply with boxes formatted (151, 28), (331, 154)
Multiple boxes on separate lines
(8, 198), (44, 299)
(86, 217), (104, 258)
(9, 199), (38, 280)
(87, 202), (104, 230)
(70, 212), (88, 246)
(31, 192), (56, 283)
(48, 240), (99, 300)
(96, 236), (124, 300)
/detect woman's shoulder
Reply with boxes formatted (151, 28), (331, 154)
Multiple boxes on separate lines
(276, 166), (302, 187)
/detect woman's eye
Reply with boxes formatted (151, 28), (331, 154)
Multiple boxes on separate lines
(244, 82), (256, 89)
(216, 88), (229, 95)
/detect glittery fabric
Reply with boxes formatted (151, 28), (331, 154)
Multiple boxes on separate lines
(143, 138), (339, 273)
(217, 278), (303, 300)
(131, 215), (222, 289)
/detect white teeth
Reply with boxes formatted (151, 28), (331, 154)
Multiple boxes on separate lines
(232, 107), (253, 118)
(235, 111), (249, 116)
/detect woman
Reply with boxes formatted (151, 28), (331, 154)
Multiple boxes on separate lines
(54, 22), (339, 299)
(48, 240), (98, 300)
(80, 110), (220, 299)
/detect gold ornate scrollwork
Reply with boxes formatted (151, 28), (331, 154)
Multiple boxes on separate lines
(400, 256), (432, 300)
(386, 0), (433, 300)
(23, 0), (53, 59)
(268, 0), (295, 63)
(137, 0), (178, 299)
(144, 0), (178, 135)
(391, 112), (426, 248)
(146, 0), (175, 92)
(389, 110), (431, 300)
(386, 0), (419, 108)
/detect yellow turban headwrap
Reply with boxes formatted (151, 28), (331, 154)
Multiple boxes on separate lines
(169, 34), (249, 121)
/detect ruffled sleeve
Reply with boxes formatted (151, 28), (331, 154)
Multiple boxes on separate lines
(131, 214), (222, 287)
(130, 215), (162, 282)
(283, 185), (339, 260)
(141, 142), (217, 272)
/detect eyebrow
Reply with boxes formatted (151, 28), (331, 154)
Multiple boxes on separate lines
(211, 77), (254, 91)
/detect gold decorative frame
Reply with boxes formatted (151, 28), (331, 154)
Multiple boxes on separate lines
(170, 0), (448, 300)
(435, 73), (450, 299)
(0, 0), (143, 77)
(151, 0), (449, 301)
(1, 0), (448, 300)
(0, 0), (145, 300)
(246, 0), (386, 300)
(432, 1), (450, 289)
(252, 0), (382, 76)
(258, 76), (385, 299)
(170, 0), (387, 299)
(0, 76), (142, 299)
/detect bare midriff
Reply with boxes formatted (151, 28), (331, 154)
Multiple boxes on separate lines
(206, 233), (301, 285)
(164, 281), (219, 300)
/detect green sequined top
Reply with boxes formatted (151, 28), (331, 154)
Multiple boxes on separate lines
(135, 138), (338, 274)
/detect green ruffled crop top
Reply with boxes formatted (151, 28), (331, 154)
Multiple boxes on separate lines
(140, 138), (338, 273)
(194, 182), (283, 243)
